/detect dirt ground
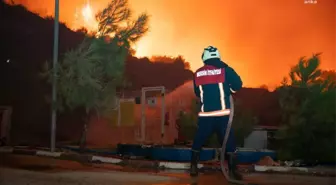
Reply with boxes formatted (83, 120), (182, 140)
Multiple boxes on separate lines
(0, 154), (335, 185)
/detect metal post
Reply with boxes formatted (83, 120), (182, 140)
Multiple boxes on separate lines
(161, 88), (165, 141)
(117, 99), (121, 127)
(51, 0), (60, 152)
(140, 88), (146, 142)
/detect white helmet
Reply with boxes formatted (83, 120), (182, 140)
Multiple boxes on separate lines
(202, 46), (221, 62)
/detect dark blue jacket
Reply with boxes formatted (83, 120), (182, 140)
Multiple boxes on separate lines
(193, 58), (243, 117)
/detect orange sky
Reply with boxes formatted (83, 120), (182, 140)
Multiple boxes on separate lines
(9, 0), (336, 87)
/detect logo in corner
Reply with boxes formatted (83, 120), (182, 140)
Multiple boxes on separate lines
(304, 0), (317, 4)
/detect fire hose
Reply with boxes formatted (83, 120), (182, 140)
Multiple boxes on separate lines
(220, 95), (254, 185)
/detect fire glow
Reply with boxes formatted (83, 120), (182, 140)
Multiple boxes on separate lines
(73, 1), (143, 57)
(74, 1), (98, 32)
(6, 0), (335, 87)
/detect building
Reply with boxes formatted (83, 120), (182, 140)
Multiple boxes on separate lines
(243, 125), (279, 150)
(86, 81), (282, 149)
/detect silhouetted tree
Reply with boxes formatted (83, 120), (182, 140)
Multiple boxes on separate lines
(276, 53), (335, 163)
(259, 84), (269, 90)
(124, 55), (193, 91)
(284, 53), (322, 87)
(42, 0), (149, 150)
(95, 0), (149, 42)
(150, 55), (191, 69)
(319, 70), (336, 89)
(75, 27), (89, 35)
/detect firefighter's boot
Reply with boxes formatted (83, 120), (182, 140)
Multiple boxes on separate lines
(227, 153), (243, 180)
(190, 150), (200, 177)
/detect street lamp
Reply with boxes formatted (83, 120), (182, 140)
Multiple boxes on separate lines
(51, 0), (59, 152)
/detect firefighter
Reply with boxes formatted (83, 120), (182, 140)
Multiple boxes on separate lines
(190, 46), (243, 180)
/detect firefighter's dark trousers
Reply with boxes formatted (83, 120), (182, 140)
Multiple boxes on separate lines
(191, 115), (236, 153)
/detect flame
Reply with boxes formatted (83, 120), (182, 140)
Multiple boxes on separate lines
(133, 39), (150, 58)
(82, 3), (94, 23)
(74, 1), (98, 32)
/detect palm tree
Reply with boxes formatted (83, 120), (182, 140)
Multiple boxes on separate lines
(289, 53), (322, 87)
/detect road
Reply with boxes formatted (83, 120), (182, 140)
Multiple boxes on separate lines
(0, 167), (179, 185)
(0, 154), (335, 185)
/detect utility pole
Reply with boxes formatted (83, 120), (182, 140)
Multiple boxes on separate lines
(51, 0), (60, 152)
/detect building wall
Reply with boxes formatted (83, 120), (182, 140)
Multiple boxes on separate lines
(243, 130), (268, 149)
(86, 83), (196, 147)
(86, 97), (181, 147)
(86, 82), (279, 149)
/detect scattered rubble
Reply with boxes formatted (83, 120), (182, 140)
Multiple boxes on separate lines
(256, 156), (280, 166)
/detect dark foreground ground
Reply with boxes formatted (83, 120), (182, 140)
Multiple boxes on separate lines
(0, 154), (335, 185)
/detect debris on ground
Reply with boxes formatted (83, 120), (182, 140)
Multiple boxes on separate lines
(256, 156), (280, 166)
(284, 160), (302, 167)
